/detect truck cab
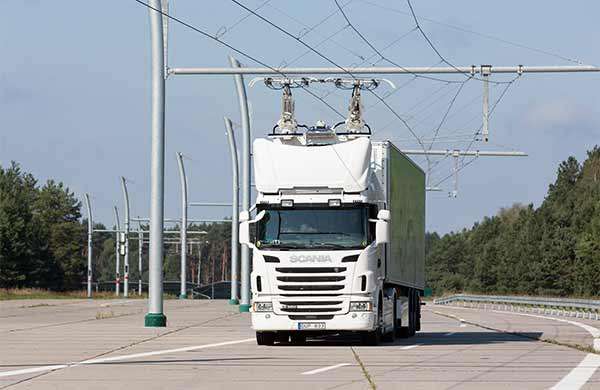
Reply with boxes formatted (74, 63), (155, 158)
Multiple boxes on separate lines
(240, 130), (424, 345)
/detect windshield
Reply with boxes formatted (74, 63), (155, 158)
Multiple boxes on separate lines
(256, 206), (368, 250)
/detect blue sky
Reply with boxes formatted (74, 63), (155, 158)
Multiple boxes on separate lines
(1, 1), (599, 234)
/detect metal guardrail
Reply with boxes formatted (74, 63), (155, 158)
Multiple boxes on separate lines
(434, 294), (600, 320)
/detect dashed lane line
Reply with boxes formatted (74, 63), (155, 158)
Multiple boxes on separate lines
(301, 363), (352, 375)
(399, 344), (419, 350)
(0, 338), (255, 379)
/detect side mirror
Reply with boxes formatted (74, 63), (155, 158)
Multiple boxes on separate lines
(375, 220), (389, 245)
(239, 221), (250, 245)
(377, 209), (391, 221)
(239, 210), (250, 222)
(239, 210), (267, 246)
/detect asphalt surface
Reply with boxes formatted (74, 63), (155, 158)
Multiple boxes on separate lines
(1, 299), (599, 389)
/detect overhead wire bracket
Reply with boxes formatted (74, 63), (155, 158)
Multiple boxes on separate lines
(481, 65), (492, 142)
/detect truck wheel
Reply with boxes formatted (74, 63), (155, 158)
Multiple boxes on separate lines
(415, 292), (421, 332)
(276, 332), (290, 344)
(256, 331), (276, 346)
(361, 329), (380, 346)
(408, 290), (416, 337)
(398, 289), (415, 338)
(290, 333), (306, 345)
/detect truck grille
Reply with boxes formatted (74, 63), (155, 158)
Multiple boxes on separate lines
(279, 300), (343, 313)
(277, 276), (345, 283)
(275, 267), (346, 273)
(274, 266), (349, 314)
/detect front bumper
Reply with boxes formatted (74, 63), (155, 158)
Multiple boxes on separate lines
(252, 311), (377, 332)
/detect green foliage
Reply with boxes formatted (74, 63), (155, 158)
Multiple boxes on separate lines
(426, 146), (600, 298)
(0, 163), (86, 290)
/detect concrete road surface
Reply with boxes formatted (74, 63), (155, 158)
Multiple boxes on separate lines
(1, 299), (599, 389)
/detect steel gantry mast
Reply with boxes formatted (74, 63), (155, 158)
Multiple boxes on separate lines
(113, 206), (121, 296)
(176, 152), (188, 299)
(121, 177), (131, 298)
(145, 0), (167, 327)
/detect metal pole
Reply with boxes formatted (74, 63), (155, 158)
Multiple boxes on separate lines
(168, 64), (600, 76)
(176, 152), (188, 299)
(145, 0), (167, 327)
(121, 177), (130, 298)
(224, 117), (239, 305)
(114, 206), (121, 296)
(84, 194), (93, 299)
(138, 229), (143, 295)
(229, 56), (251, 313)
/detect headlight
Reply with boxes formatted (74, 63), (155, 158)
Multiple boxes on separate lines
(350, 301), (373, 312)
(253, 302), (273, 312)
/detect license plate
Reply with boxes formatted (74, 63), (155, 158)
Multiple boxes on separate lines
(298, 322), (326, 330)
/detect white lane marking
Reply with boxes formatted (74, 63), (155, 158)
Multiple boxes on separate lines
(550, 353), (600, 390)
(0, 338), (254, 378)
(0, 365), (68, 378)
(301, 363), (351, 375)
(445, 332), (455, 336)
(400, 344), (419, 350)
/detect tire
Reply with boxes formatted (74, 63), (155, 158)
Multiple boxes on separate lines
(276, 332), (290, 344)
(290, 333), (306, 345)
(361, 329), (381, 346)
(256, 331), (276, 346)
(407, 290), (416, 337)
(397, 289), (415, 338)
(415, 292), (422, 332)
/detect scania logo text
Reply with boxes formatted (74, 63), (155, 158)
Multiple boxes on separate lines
(290, 255), (332, 263)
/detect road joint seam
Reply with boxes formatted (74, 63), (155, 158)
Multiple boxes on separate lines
(350, 347), (377, 390)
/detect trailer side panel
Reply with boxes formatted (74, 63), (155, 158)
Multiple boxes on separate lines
(386, 142), (425, 289)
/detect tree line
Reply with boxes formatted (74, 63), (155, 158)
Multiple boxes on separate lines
(425, 146), (600, 297)
(0, 162), (233, 291)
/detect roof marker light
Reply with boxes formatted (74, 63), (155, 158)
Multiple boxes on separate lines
(281, 199), (294, 208)
(328, 199), (342, 207)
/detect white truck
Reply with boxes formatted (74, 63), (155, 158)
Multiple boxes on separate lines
(239, 79), (425, 345)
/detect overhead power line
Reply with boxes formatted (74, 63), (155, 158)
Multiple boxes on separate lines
(333, 0), (464, 85)
(132, 0), (345, 118)
(228, 0), (429, 153)
(405, 0), (513, 85)
(358, 0), (587, 66)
